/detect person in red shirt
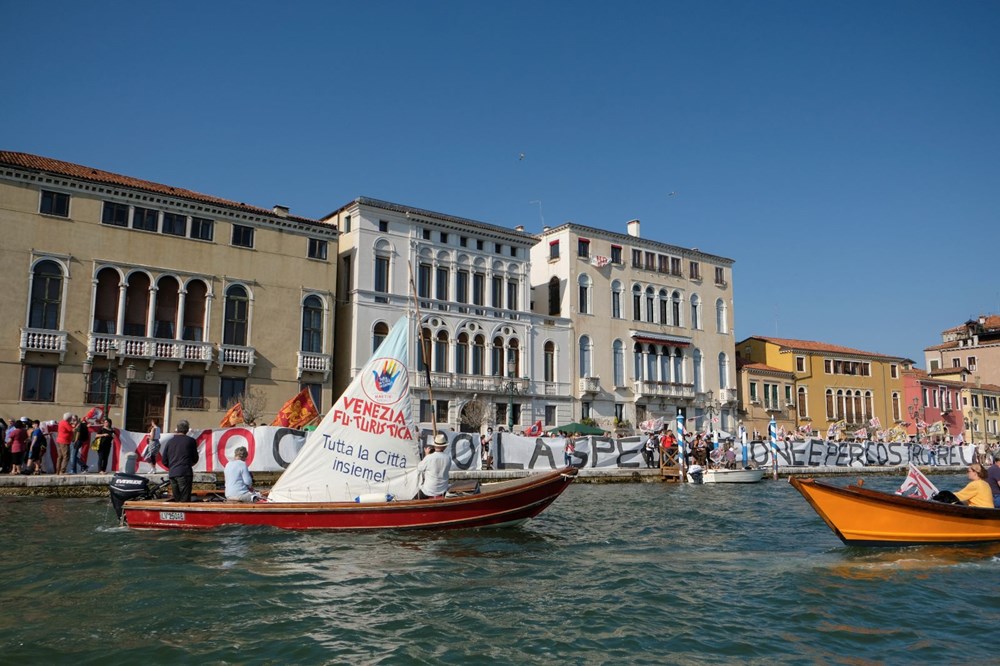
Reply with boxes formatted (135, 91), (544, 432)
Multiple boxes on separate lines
(6, 420), (28, 474)
(56, 413), (75, 475)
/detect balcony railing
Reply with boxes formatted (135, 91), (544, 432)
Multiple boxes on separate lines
(20, 328), (68, 361)
(298, 351), (332, 380)
(410, 372), (529, 394)
(176, 396), (209, 410)
(578, 376), (600, 394)
(89, 333), (214, 369)
(84, 390), (121, 406)
(218, 345), (256, 373)
(633, 380), (696, 399)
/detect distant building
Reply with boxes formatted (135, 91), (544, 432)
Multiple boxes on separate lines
(0, 151), (338, 431)
(531, 219), (736, 434)
(736, 336), (908, 440)
(915, 366), (999, 446)
(734, 360), (796, 440)
(324, 197), (574, 433)
(925, 314), (1000, 387)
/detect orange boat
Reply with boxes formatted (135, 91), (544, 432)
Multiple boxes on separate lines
(789, 476), (1000, 547)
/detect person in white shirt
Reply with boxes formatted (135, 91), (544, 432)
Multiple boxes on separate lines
(417, 433), (451, 499)
(224, 446), (256, 502)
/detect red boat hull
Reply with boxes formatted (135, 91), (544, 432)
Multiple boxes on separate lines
(122, 467), (577, 530)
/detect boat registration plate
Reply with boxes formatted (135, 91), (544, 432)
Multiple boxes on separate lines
(159, 511), (185, 521)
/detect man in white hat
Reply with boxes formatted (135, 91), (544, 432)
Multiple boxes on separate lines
(416, 432), (451, 499)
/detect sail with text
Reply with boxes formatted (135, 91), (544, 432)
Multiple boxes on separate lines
(268, 316), (420, 502)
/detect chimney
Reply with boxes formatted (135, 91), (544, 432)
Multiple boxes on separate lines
(272, 205), (289, 218)
(626, 219), (640, 237)
(542, 226), (550, 232)
(515, 225), (524, 232)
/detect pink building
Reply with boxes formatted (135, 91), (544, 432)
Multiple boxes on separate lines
(902, 366), (964, 441)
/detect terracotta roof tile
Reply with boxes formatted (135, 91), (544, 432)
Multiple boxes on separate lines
(748, 336), (905, 361)
(740, 362), (793, 375)
(0, 150), (321, 225)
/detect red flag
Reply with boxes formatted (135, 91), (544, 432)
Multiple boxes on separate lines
(895, 463), (938, 499)
(271, 388), (319, 430)
(524, 420), (543, 437)
(219, 402), (245, 428)
(84, 406), (104, 424)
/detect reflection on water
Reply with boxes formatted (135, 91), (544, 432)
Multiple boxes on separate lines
(1, 479), (998, 663)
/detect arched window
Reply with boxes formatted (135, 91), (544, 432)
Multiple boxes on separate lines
(301, 295), (323, 353)
(124, 272), (151, 337)
(611, 280), (622, 319)
(579, 336), (592, 378)
(372, 321), (389, 353)
(693, 348), (703, 392)
(716, 298), (727, 334)
(182, 279), (208, 341)
(93, 267), (120, 334)
(672, 349), (683, 383)
(29, 260), (63, 330)
(690, 294), (701, 330)
(578, 274), (592, 315)
(612, 340), (624, 386)
(492, 336), (504, 376)
(645, 344), (657, 380)
(645, 287), (655, 322)
(469, 334), (484, 375)
(544, 341), (555, 382)
(671, 291), (682, 327)
(826, 389), (835, 419)
(548, 276), (560, 316)
(154, 276), (180, 339)
(508, 338), (520, 377)
(798, 387), (808, 418)
(659, 349), (670, 384)
(373, 240), (391, 303)
(632, 285), (641, 321)
(224, 284), (249, 346)
(456, 332), (469, 374)
(633, 342), (643, 381)
(434, 330), (448, 372)
(718, 352), (729, 390)
(853, 391), (863, 423)
(417, 327), (432, 371)
(658, 289), (668, 324)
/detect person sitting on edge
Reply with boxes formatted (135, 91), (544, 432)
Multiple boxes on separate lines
(987, 455), (1000, 509)
(224, 446), (257, 502)
(954, 463), (993, 508)
(416, 433), (451, 499)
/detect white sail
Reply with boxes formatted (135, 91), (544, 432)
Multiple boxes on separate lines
(268, 316), (420, 502)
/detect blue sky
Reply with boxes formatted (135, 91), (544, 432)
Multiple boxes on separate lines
(3, 1), (998, 364)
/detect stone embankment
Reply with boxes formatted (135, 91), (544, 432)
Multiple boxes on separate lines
(0, 465), (964, 498)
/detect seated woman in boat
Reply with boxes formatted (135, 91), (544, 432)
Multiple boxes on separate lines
(953, 463), (994, 508)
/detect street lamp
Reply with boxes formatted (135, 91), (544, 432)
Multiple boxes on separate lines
(82, 344), (136, 422)
(705, 397), (721, 448)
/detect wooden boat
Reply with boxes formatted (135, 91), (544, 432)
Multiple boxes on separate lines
(118, 467), (577, 530)
(115, 315), (576, 531)
(789, 476), (1000, 546)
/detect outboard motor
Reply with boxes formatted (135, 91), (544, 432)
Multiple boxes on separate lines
(109, 472), (153, 520)
(687, 463), (704, 484)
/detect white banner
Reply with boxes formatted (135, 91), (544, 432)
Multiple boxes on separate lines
(42, 428), (977, 474)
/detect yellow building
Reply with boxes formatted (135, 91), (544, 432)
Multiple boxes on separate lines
(736, 336), (908, 439)
(0, 151), (338, 431)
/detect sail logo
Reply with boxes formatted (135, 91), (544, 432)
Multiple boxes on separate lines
(361, 356), (408, 405)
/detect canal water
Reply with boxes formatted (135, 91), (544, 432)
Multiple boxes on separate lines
(1, 473), (997, 664)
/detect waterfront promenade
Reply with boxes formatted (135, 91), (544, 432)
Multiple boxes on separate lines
(0, 464), (965, 497)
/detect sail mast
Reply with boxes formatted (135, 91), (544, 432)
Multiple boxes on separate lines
(408, 261), (438, 435)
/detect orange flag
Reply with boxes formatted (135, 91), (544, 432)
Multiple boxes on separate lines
(219, 402), (245, 428)
(271, 387), (319, 430)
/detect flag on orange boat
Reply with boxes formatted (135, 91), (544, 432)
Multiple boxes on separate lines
(524, 420), (543, 437)
(895, 463), (938, 500)
(271, 387), (319, 430)
(219, 402), (245, 428)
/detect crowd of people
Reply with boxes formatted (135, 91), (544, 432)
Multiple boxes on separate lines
(0, 413), (119, 476)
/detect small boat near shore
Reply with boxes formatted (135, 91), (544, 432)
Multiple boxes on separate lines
(789, 476), (1000, 546)
(687, 464), (764, 484)
(113, 315), (576, 531)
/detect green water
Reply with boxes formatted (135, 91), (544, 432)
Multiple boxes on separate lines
(1, 475), (997, 664)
